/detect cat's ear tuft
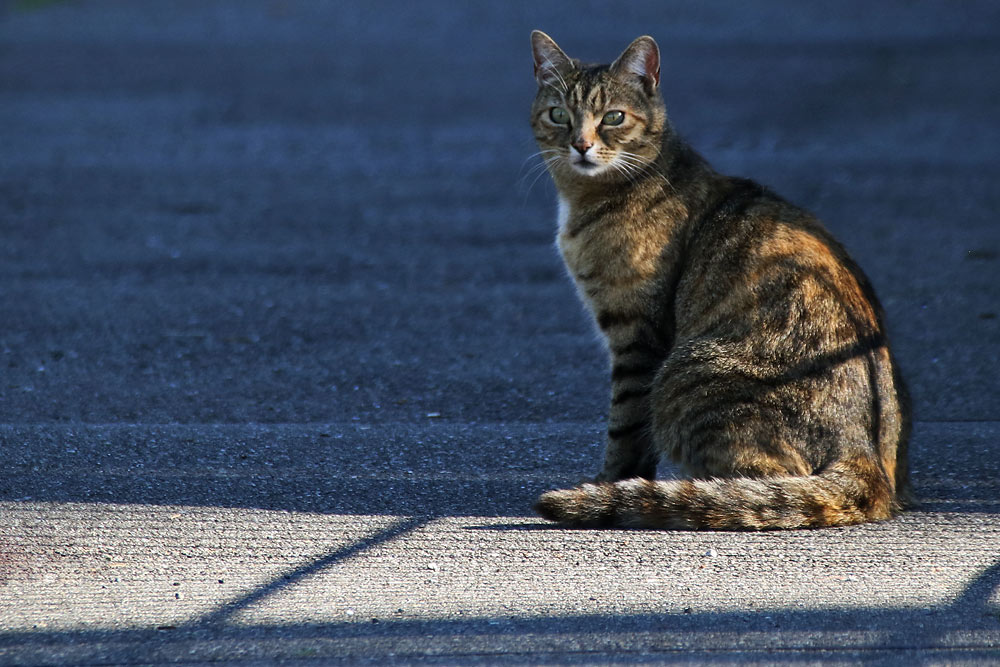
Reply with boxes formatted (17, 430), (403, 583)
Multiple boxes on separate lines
(611, 35), (660, 95)
(531, 30), (573, 89)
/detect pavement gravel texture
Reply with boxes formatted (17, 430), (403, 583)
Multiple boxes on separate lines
(1, 1), (998, 664)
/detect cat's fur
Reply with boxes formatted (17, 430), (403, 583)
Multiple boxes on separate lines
(529, 31), (912, 529)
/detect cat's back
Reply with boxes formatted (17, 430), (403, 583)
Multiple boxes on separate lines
(672, 175), (886, 354)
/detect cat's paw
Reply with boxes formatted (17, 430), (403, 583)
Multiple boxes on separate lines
(593, 462), (657, 484)
(591, 470), (620, 484)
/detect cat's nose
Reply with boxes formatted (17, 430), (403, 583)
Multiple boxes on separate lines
(571, 139), (593, 154)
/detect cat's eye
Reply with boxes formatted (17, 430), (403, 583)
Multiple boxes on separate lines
(549, 107), (570, 125)
(602, 110), (625, 126)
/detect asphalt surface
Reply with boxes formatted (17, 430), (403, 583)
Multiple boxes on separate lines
(1, 1), (998, 664)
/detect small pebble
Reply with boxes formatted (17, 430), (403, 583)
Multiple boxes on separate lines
(705, 548), (717, 557)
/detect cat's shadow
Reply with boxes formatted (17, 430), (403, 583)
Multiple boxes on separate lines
(462, 521), (560, 531)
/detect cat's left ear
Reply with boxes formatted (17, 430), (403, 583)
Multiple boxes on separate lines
(611, 35), (660, 95)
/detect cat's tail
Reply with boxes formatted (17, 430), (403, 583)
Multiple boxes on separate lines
(534, 462), (899, 530)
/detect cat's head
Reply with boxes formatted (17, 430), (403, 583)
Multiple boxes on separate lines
(530, 31), (667, 183)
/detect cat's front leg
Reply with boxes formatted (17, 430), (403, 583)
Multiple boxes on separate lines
(594, 356), (658, 482)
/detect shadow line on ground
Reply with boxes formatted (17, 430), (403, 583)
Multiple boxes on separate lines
(1, 559), (997, 662)
(193, 515), (429, 629)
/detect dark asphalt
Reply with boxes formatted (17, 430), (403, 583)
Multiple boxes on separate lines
(0, 1), (998, 664)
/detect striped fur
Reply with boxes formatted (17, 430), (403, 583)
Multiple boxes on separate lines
(529, 32), (912, 530)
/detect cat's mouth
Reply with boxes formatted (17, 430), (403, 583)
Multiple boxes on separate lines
(570, 156), (600, 173)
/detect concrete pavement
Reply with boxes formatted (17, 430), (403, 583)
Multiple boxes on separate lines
(0, 0), (998, 663)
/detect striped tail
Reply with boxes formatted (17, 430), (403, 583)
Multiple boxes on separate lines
(534, 466), (898, 530)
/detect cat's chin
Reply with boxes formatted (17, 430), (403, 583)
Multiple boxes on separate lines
(569, 160), (610, 177)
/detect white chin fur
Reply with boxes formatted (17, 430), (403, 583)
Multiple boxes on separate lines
(569, 160), (610, 176)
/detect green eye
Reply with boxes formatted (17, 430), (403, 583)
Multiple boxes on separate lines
(602, 110), (625, 126)
(549, 107), (570, 124)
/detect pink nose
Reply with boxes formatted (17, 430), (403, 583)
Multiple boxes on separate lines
(572, 139), (593, 154)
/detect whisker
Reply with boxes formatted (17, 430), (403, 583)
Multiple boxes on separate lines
(614, 155), (646, 180)
(615, 151), (676, 193)
(609, 160), (638, 186)
(518, 159), (555, 190)
(538, 58), (569, 94)
(519, 149), (562, 175)
(545, 80), (567, 96)
(520, 154), (563, 196)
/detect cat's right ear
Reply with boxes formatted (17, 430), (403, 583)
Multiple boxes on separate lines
(531, 30), (572, 90)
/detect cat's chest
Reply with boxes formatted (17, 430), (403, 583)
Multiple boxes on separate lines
(555, 197), (595, 281)
(555, 195), (666, 307)
(556, 196), (572, 236)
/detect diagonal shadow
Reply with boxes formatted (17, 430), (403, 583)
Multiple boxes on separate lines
(947, 558), (1000, 615)
(190, 514), (429, 628)
(173, 554), (1000, 654)
(0, 554), (996, 663)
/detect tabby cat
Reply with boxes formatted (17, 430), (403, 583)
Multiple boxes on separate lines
(529, 31), (912, 529)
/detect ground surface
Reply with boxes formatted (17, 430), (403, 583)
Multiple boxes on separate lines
(0, 1), (998, 664)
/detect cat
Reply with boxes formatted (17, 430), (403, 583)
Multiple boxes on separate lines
(529, 31), (913, 529)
